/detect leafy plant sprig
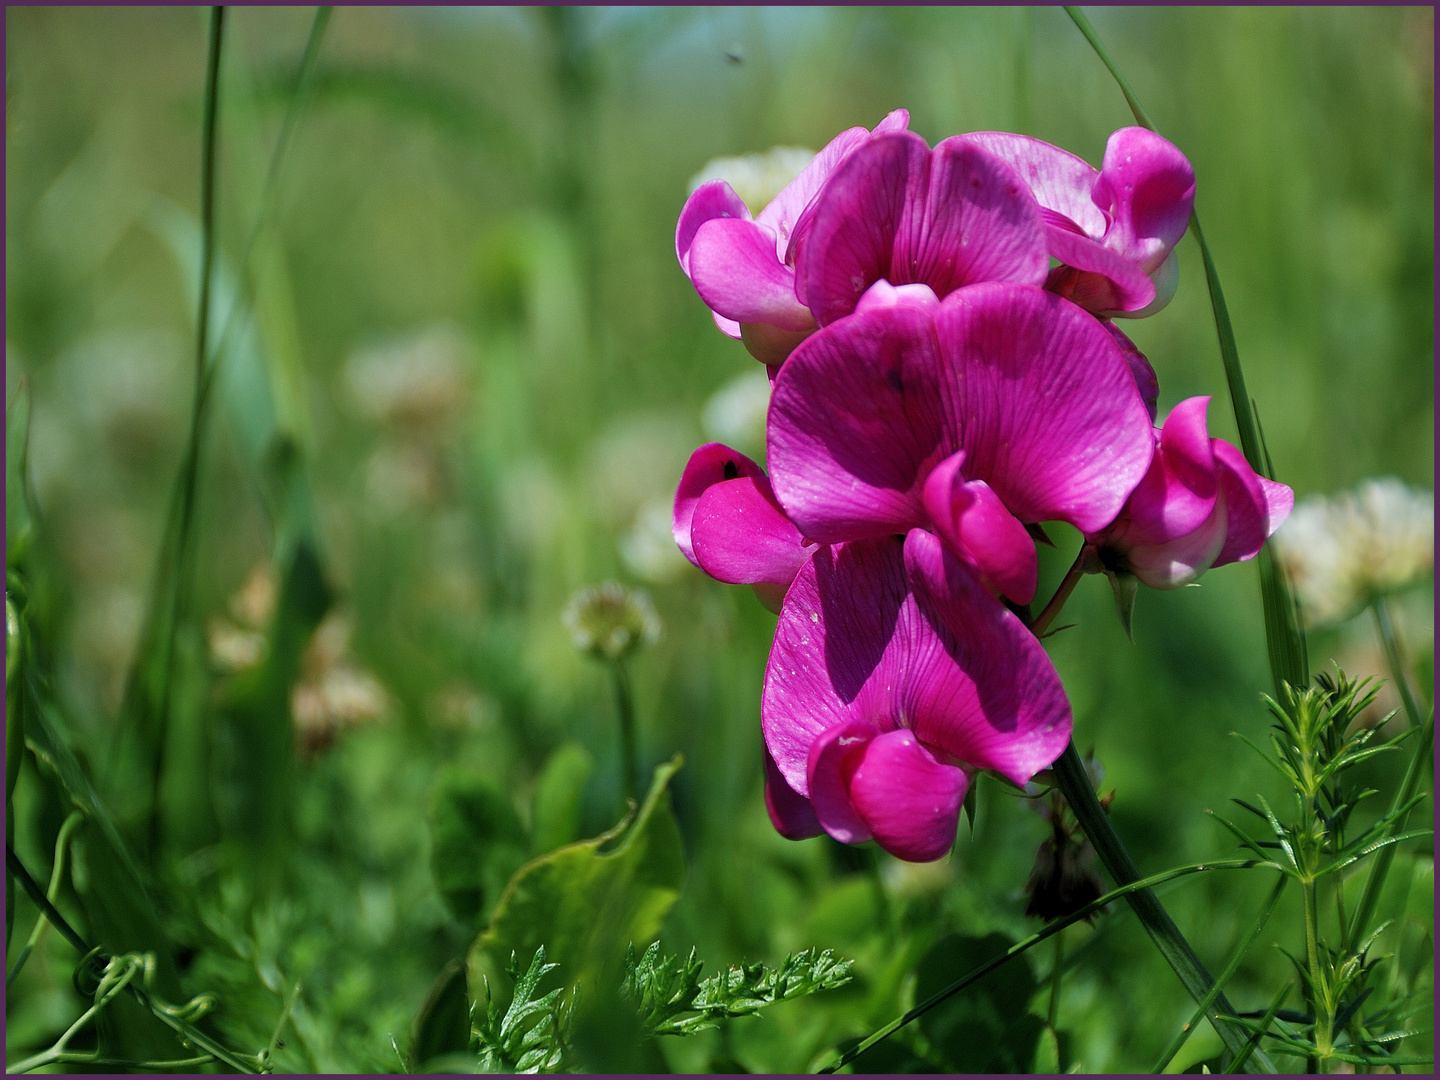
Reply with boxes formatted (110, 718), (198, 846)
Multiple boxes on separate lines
(1207, 666), (1433, 1072)
(471, 947), (572, 1074)
(621, 941), (854, 1037)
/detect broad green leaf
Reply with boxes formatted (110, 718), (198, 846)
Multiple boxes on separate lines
(914, 932), (1041, 1073)
(410, 957), (473, 1070)
(530, 741), (595, 854)
(429, 766), (530, 925)
(468, 754), (686, 1010)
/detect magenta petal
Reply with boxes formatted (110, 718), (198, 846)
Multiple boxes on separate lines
(847, 729), (968, 862)
(900, 531), (1071, 785)
(798, 131), (929, 326)
(934, 284), (1156, 533)
(921, 453), (1037, 605)
(958, 132), (1107, 239)
(893, 137), (1049, 297)
(1125, 500), (1228, 589)
(764, 744), (822, 840)
(854, 279), (941, 316)
(713, 310), (742, 338)
(755, 127), (870, 258)
(768, 305), (947, 542)
(677, 180), (751, 274)
(1123, 397), (1219, 547)
(673, 443), (767, 566)
(1211, 440), (1289, 568)
(739, 321), (816, 366)
(806, 719), (879, 844)
(1044, 226), (1157, 313)
(689, 218), (815, 332)
(762, 538), (909, 793)
(692, 475), (816, 592)
(1092, 127), (1196, 273)
(1103, 322), (1160, 422)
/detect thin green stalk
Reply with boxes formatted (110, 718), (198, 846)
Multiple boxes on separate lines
(1152, 873), (1288, 1072)
(1063, 5), (1307, 697)
(1300, 871), (1329, 1060)
(1052, 743), (1275, 1070)
(611, 659), (639, 803)
(1031, 548), (1085, 638)
(6, 954), (142, 1074)
(1373, 597), (1424, 730)
(1047, 928), (1064, 1029)
(198, 4), (334, 410)
(148, 5), (226, 857)
(1349, 712), (1434, 943)
(6, 811), (83, 987)
(1224, 981), (1292, 1074)
(816, 857), (1277, 1073)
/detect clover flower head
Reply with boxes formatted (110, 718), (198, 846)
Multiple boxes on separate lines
(562, 582), (662, 662)
(1272, 478), (1434, 628)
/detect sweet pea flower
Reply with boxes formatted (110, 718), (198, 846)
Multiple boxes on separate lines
(792, 130), (1051, 327)
(761, 530), (1072, 862)
(676, 109), (910, 365)
(1086, 396), (1294, 592)
(959, 127), (1196, 318)
(672, 442), (817, 613)
(767, 283), (1155, 606)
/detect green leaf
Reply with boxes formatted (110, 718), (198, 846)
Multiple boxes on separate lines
(530, 741), (595, 854)
(6, 380), (37, 567)
(1033, 1023), (1062, 1074)
(429, 767), (530, 925)
(468, 755), (686, 1011)
(410, 958), (473, 1071)
(914, 932), (1042, 1073)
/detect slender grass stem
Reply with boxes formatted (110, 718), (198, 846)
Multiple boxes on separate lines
(1152, 873), (1288, 1072)
(148, 5), (225, 858)
(1373, 597), (1424, 730)
(815, 857), (1277, 1073)
(1031, 548), (1086, 638)
(1063, 5), (1307, 697)
(6, 810), (83, 987)
(611, 659), (639, 803)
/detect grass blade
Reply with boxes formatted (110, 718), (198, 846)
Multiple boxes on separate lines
(1063, 5), (1308, 698)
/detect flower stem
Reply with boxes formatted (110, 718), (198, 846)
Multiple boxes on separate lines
(1031, 548), (1087, 638)
(1373, 597), (1424, 730)
(1052, 743), (1275, 1070)
(611, 659), (640, 804)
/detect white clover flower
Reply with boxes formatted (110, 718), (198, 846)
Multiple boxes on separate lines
(1272, 477), (1434, 628)
(687, 146), (816, 215)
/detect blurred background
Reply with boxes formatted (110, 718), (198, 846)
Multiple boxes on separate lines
(5, 6), (1433, 1073)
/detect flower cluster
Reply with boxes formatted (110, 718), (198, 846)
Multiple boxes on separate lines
(674, 114), (1293, 861)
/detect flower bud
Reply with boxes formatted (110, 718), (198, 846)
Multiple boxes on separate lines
(562, 583), (661, 663)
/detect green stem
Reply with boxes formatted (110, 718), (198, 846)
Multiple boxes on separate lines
(1063, 5), (1307, 697)
(1152, 873), (1288, 1072)
(1348, 711), (1434, 944)
(611, 659), (639, 803)
(1046, 928), (1064, 1029)
(1301, 870), (1331, 1064)
(1031, 548), (1086, 638)
(1373, 597), (1424, 730)
(6, 811), (83, 987)
(1052, 743), (1275, 1070)
(816, 857), (1276, 1074)
(149, 4), (226, 858)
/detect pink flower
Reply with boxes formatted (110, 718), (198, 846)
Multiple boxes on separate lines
(672, 442), (817, 613)
(960, 127), (1195, 318)
(792, 131), (1051, 328)
(1088, 396), (1295, 589)
(676, 109), (910, 365)
(766, 283), (1155, 606)
(761, 530), (1072, 862)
